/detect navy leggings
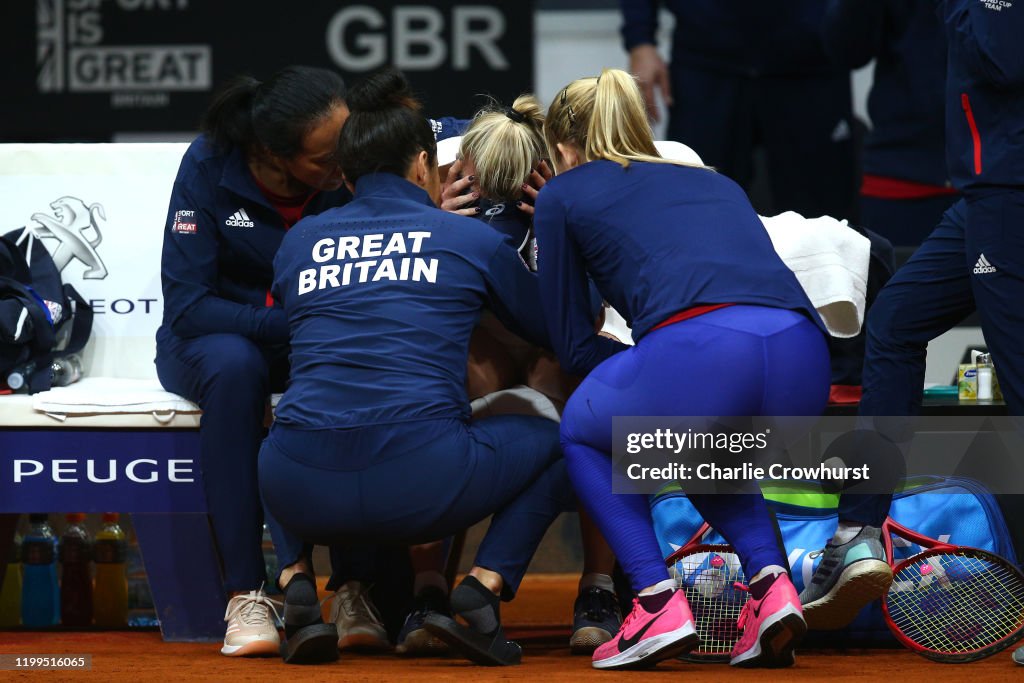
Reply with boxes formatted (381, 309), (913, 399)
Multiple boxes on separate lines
(560, 306), (830, 591)
(259, 415), (575, 600)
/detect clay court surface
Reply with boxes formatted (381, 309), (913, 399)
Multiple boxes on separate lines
(2, 575), (1019, 681)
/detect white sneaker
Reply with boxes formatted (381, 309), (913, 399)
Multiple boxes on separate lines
(221, 587), (281, 657)
(329, 580), (391, 651)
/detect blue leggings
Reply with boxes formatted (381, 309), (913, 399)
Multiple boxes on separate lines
(259, 415), (575, 600)
(561, 306), (830, 591)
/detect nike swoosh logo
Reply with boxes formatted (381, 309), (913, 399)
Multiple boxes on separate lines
(618, 609), (667, 653)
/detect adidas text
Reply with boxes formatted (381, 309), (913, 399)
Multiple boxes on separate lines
(226, 209), (255, 228)
(974, 254), (997, 275)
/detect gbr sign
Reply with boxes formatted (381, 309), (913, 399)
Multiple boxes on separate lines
(326, 5), (510, 72)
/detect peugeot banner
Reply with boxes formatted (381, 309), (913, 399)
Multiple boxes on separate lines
(1, 0), (535, 141)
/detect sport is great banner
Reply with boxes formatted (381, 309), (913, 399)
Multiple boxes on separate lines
(1, 0), (534, 141)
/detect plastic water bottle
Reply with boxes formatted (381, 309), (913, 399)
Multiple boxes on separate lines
(5, 362), (35, 392)
(126, 535), (154, 625)
(21, 514), (60, 627)
(93, 513), (128, 628)
(60, 513), (93, 626)
(976, 353), (994, 401)
(51, 355), (83, 387)
(0, 533), (22, 627)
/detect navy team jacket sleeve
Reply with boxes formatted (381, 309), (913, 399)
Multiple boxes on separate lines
(534, 189), (627, 377)
(481, 240), (553, 352)
(430, 117), (471, 142)
(620, 0), (661, 51)
(822, 0), (888, 68)
(161, 178), (288, 343)
(945, 0), (1024, 87)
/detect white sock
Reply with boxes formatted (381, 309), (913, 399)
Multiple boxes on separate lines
(578, 572), (615, 595)
(413, 570), (448, 597)
(832, 521), (864, 545)
(750, 564), (787, 583)
(638, 578), (676, 596)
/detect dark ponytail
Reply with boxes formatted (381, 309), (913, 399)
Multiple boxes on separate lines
(201, 75), (259, 152)
(337, 67), (435, 183)
(201, 66), (347, 157)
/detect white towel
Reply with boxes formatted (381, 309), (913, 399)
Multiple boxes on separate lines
(32, 377), (200, 415)
(760, 212), (871, 339)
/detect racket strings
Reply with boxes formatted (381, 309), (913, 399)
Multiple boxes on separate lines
(672, 546), (748, 657)
(885, 550), (1024, 655)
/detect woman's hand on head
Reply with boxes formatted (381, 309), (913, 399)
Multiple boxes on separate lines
(516, 159), (553, 217)
(440, 158), (481, 216)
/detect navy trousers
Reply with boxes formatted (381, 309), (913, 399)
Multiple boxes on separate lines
(845, 193), (1024, 526)
(156, 332), (287, 591)
(156, 332), (370, 591)
(668, 64), (857, 219)
(259, 415), (575, 600)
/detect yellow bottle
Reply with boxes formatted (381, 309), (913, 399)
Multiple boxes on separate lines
(93, 513), (128, 628)
(0, 534), (22, 627)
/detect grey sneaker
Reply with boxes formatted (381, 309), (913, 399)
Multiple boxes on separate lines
(799, 525), (893, 630)
(329, 580), (391, 652)
(1014, 644), (1024, 665)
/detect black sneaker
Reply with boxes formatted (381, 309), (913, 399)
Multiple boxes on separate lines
(799, 525), (893, 630)
(280, 575), (339, 665)
(395, 587), (451, 657)
(570, 586), (622, 654)
(423, 613), (522, 666)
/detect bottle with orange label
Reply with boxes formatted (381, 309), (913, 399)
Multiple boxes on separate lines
(93, 513), (128, 628)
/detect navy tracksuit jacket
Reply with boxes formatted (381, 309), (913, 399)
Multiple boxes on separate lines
(260, 173), (574, 598)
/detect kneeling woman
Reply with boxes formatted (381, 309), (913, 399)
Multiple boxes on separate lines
(537, 70), (831, 669)
(260, 68), (573, 666)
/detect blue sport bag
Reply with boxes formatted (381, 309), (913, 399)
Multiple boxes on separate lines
(650, 476), (1017, 644)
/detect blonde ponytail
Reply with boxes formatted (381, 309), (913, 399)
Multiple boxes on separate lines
(460, 94), (545, 201)
(545, 68), (704, 170)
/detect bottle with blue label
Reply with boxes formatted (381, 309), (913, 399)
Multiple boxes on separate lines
(0, 533), (23, 627)
(21, 514), (60, 627)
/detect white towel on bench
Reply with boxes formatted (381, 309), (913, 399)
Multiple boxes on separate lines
(32, 377), (200, 416)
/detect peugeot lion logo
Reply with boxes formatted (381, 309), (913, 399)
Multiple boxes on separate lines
(29, 196), (108, 279)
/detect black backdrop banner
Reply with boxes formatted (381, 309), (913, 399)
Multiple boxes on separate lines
(1, 0), (534, 141)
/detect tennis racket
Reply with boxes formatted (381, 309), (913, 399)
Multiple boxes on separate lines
(882, 516), (1024, 663)
(665, 522), (748, 662)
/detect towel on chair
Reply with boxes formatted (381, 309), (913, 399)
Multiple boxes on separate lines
(760, 212), (871, 339)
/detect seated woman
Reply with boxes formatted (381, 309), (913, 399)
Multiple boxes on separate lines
(446, 96), (623, 654)
(536, 69), (832, 670)
(260, 68), (574, 667)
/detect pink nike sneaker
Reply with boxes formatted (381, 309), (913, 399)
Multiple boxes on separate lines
(591, 590), (699, 670)
(730, 573), (806, 668)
